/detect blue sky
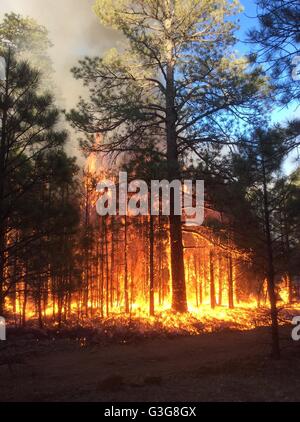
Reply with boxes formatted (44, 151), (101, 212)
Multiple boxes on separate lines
(237, 1), (299, 124)
(237, 0), (258, 48)
(236, 1), (299, 173)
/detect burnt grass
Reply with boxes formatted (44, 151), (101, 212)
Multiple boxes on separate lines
(0, 308), (300, 401)
(1, 304), (296, 350)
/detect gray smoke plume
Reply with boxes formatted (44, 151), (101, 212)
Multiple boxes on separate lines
(0, 0), (121, 158)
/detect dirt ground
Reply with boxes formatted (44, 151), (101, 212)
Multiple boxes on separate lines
(1, 326), (300, 402)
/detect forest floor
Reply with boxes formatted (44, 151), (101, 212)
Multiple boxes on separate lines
(1, 324), (300, 402)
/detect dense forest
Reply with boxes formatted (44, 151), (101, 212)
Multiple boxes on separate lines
(0, 0), (300, 361)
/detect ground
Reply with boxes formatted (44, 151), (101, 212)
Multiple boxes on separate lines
(0, 325), (300, 402)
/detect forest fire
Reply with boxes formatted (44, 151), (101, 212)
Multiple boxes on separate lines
(3, 140), (299, 337)
(5, 270), (297, 337)
(1, 0), (300, 405)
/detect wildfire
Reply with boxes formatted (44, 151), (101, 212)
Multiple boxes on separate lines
(5, 276), (298, 337)
(4, 136), (300, 337)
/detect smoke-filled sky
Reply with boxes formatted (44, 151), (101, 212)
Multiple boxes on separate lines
(0, 1), (298, 170)
(0, 0), (120, 109)
(0, 0), (122, 158)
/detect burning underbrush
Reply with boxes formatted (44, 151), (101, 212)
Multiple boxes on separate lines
(4, 304), (300, 348)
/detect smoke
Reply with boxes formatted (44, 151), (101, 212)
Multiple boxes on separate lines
(0, 0), (121, 158)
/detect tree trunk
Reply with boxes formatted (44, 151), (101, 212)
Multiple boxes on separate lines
(166, 58), (187, 313)
(100, 218), (104, 318)
(228, 254), (234, 309)
(104, 216), (109, 317)
(124, 215), (129, 313)
(288, 272), (293, 304)
(218, 255), (223, 306)
(193, 255), (198, 307)
(0, 52), (10, 317)
(209, 250), (216, 309)
(22, 278), (28, 327)
(110, 217), (115, 309)
(262, 159), (280, 359)
(149, 214), (155, 316)
(158, 217), (163, 307)
(0, 237), (5, 316)
(37, 282), (44, 329)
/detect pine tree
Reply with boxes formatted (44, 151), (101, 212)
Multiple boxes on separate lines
(68, 0), (267, 312)
(0, 49), (68, 315)
(248, 0), (300, 104)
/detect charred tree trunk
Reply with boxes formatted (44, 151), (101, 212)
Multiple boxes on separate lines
(193, 255), (199, 307)
(166, 58), (187, 313)
(124, 215), (129, 313)
(199, 254), (203, 305)
(149, 214), (155, 316)
(262, 159), (280, 359)
(283, 214), (293, 303)
(22, 279), (28, 327)
(218, 255), (223, 306)
(209, 250), (216, 309)
(288, 273), (293, 304)
(100, 218), (104, 318)
(104, 217), (109, 317)
(37, 280), (44, 329)
(110, 217), (115, 309)
(158, 215), (163, 306)
(0, 52), (10, 316)
(0, 238), (5, 316)
(228, 254), (234, 309)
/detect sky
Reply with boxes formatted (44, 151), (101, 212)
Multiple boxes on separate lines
(0, 0), (120, 109)
(0, 0), (260, 108)
(0, 0), (121, 157)
(0, 0), (299, 169)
